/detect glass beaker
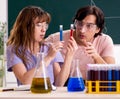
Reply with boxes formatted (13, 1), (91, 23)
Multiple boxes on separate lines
(30, 52), (52, 93)
(67, 59), (85, 92)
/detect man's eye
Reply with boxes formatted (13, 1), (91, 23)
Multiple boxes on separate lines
(79, 22), (83, 26)
(86, 24), (92, 28)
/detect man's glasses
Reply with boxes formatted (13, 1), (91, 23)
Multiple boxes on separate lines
(74, 20), (97, 31)
(35, 22), (49, 30)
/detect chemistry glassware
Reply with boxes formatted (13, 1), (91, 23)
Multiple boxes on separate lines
(30, 52), (52, 93)
(67, 59), (85, 92)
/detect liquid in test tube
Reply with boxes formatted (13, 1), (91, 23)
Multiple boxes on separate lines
(59, 25), (63, 41)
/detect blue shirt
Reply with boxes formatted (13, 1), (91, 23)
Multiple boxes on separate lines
(7, 44), (64, 85)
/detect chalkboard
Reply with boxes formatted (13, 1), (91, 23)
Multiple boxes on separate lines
(8, 0), (120, 44)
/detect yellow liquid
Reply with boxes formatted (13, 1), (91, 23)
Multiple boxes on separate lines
(30, 77), (52, 93)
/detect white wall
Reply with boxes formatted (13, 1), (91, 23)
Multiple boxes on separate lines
(0, 0), (7, 22)
(114, 44), (120, 64)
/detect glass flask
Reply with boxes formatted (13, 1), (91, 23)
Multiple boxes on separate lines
(67, 59), (85, 92)
(30, 52), (52, 93)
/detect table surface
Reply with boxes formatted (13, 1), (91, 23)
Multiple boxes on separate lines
(0, 87), (120, 99)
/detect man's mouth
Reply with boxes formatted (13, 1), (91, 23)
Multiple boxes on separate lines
(79, 34), (85, 39)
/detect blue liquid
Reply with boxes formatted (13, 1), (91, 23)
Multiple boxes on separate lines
(108, 70), (112, 91)
(115, 70), (119, 80)
(67, 77), (85, 92)
(60, 29), (63, 41)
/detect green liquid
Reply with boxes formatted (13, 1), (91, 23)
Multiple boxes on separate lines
(30, 77), (52, 93)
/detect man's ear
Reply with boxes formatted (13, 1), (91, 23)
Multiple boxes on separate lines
(95, 28), (100, 34)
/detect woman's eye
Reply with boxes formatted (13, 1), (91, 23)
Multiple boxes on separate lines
(36, 24), (42, 27)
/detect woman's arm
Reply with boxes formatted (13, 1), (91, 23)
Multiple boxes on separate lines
(12, 42), (64, 85)
(12, 63), (35, 85)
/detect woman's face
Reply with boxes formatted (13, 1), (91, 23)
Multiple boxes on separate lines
(75, 15), (100, 44)
(34, 18), (48, 42)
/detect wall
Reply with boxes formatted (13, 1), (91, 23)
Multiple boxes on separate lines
(0, 0), (7, 22)
(8, 0), (120, 44)
(5, 0), (120, 87)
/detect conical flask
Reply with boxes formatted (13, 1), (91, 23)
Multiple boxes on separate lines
(30, 52), (52, 93)
(67, 59), (85, 92)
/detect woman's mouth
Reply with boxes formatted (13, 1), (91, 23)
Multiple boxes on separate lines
(40, 35), (45, 38)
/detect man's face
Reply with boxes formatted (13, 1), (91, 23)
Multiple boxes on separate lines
(75, 15), (100, 44)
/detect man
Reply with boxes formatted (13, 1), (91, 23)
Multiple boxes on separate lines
(45, 6), (115, 80)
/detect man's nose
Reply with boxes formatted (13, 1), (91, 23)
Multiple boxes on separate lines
(80, 25), (87, 33)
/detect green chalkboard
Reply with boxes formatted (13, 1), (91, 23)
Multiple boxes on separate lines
(8, 0), (120, 44)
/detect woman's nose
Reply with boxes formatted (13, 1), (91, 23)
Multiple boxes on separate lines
(41, 26), (47, 32)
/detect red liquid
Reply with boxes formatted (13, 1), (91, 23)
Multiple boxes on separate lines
(70, 29), (73, 38)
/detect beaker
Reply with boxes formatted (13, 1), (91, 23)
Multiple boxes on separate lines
(67, 59), (85, 92)
(30, 52), (52, 93)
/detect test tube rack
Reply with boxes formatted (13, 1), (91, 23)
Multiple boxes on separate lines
(86, 64), (120, 94)
(86, 80), (120, 94)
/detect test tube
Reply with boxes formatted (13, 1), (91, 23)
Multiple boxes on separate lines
(99, 65), (106, 91)
(59, 25), (63, 41)
(108, 65), (112, 91)
(115, 65), (119, 80)
(111, 65), (116, 91)
(118, 65), (120, 80)
(70, 24), (74, 38)
(86, 65), (91, 80)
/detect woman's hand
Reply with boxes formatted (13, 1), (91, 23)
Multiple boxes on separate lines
(47, 41), (64, 58)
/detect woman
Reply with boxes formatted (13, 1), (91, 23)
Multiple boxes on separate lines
(7, 6), (78, 86)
